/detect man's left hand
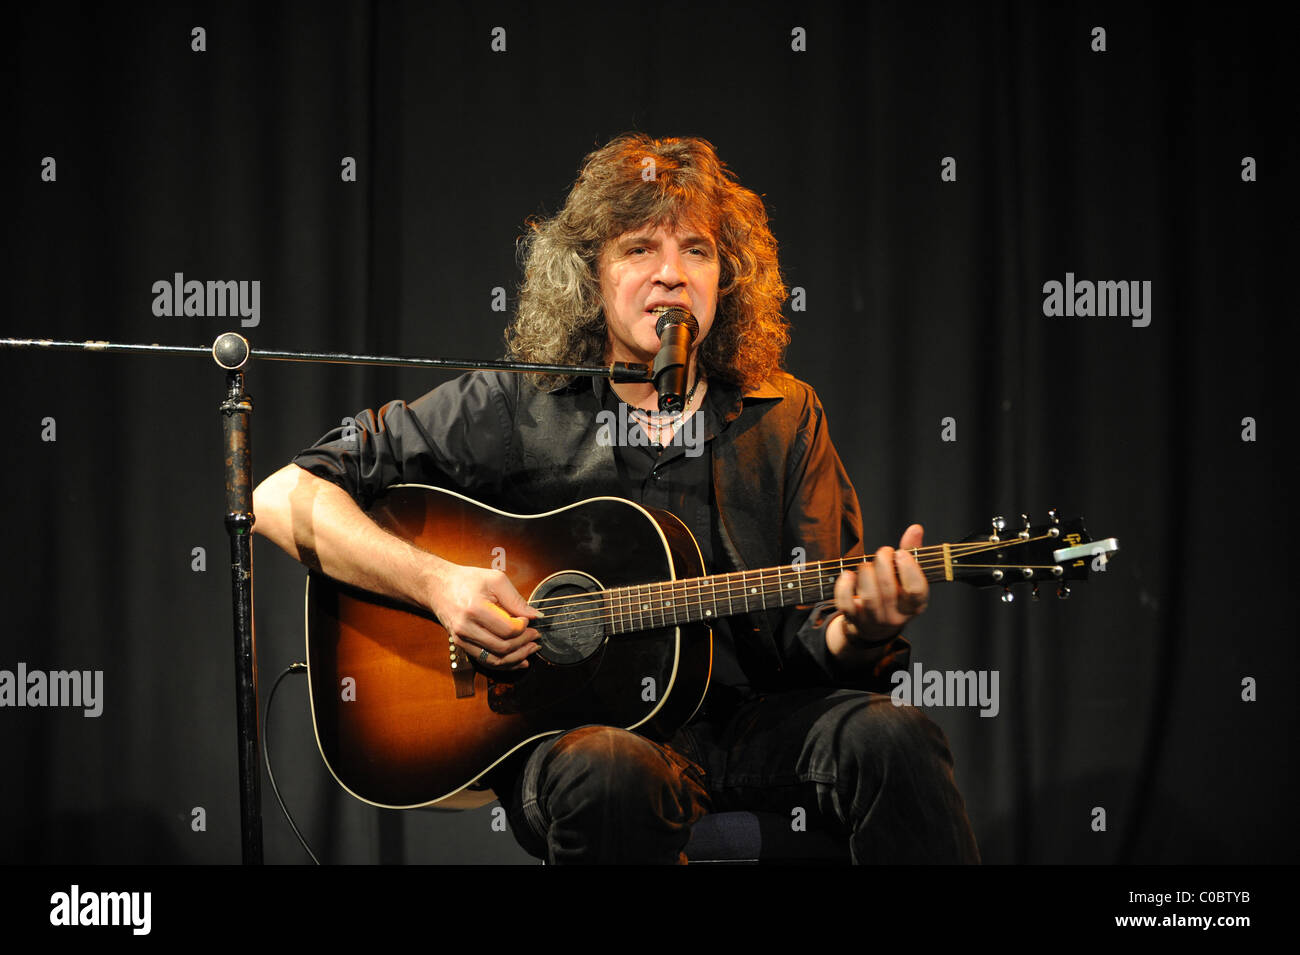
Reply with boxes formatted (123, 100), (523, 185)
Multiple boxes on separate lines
(829, 523), (930, 649)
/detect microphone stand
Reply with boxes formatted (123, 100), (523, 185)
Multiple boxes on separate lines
(0, 333), (652, 864)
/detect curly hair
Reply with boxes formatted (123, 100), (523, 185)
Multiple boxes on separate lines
(505, 134), (790, 392)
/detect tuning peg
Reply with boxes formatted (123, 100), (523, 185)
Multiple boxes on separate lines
(1001, 587), (1015, 603)
(1048, 508), (1061, 537)
(1019, 513), (1032, 539)
(990, 516), (1006, 542)
(1057, 584), (1071, 600)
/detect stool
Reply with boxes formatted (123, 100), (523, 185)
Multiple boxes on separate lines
(684, 811), (851, 865)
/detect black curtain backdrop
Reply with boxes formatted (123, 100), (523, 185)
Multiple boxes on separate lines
(2, 1), (1290, 865)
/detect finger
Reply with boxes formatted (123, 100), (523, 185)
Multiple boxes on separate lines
(455, 618), (528, 657)
(868, 546), (898, 612)
(492, 639), (541, 667)
(894, 524), (928, 616)
(898, 523), (924, 552)
(894, 547), (930, 615)
(452, 634), (496, 666)
(854, 556), (883, 622)
(833, 569), (862, 639)
(453, 634), (538, 669)
(833, 568), (860, 617)
(493, 625), (541, 656)
(489, 572), (545, 620)
(473, 600), (537, 641)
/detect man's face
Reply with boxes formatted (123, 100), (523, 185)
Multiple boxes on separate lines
(598, 222), (720, 365)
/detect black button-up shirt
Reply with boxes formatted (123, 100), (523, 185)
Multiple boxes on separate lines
(599, 379), (751, 693)
(292, 368), (909, 697)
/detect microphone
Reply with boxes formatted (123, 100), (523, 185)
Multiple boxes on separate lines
(651, 308), (699, 413)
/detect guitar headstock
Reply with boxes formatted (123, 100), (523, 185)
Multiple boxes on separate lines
(950, 509), (1119, 601)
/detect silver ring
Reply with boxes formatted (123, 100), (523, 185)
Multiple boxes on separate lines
(479, 648), (490, 663)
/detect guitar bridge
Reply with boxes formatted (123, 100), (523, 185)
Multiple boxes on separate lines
(449, 648), (476, 698)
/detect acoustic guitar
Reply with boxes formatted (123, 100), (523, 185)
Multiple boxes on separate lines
(304, 485), (1117, 809)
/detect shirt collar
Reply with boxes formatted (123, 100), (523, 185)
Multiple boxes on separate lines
(589, 372), (784, 434)
(716, 377), (783, 426)
(590, 373), (783, 403)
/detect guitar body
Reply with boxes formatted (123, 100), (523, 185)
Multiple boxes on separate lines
(305, 485), (712, 809)
(303, 486), (1117, 811)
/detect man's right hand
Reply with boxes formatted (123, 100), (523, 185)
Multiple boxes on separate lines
(423, 560), (543, 670)
(253, 464), (543, 670)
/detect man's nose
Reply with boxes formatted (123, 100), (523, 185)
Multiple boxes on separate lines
(654, 248), (687, 286)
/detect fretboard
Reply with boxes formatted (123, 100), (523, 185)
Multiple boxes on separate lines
(603, 552), (947, 634)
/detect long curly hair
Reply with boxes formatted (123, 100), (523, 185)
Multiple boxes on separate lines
(506, 134), (789, 392)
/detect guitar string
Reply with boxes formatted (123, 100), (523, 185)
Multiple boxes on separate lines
(520, 532), (1060, 617)
(521, 535), (1060, 620)
(511, 535), (1074, 633)
(522, 534), (1053, 612)
(529, 564), (1072, 633)
(526, 569), (1072, 635)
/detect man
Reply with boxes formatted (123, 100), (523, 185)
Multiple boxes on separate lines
(253, 134), (980, 864)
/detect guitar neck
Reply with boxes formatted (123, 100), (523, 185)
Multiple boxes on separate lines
(527, 511), (1108, 637)
(603, 546), (961, 634)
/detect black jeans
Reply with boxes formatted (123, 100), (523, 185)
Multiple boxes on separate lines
(490, 687), (981, 864)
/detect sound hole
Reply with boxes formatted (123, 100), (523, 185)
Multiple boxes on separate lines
(532, 571), (606, 665)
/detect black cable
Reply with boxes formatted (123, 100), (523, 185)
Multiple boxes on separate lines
(262, 661), (321, 864)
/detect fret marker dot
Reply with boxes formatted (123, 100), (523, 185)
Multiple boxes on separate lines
(751, 587), (758, 594)
(705, 609), (712, 616)
(787, 582), (794, 589)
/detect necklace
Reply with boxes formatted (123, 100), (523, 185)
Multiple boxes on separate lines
(628, 377), (703, 441)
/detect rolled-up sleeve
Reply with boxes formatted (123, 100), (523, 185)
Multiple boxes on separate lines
(291, 371), (515, 509)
